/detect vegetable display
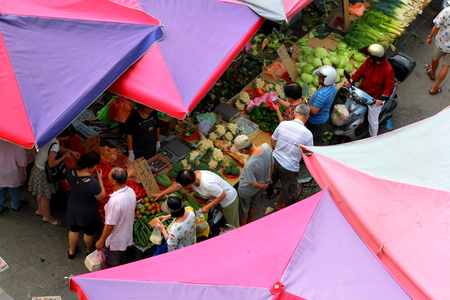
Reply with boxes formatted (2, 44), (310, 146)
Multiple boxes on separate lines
(246, 103), (286, 134)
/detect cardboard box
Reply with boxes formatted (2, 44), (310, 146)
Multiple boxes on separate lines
(159, 115), (177, 136)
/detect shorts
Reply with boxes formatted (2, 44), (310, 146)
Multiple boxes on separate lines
(70, 222), (96, 236)
(433, 46), (450, 65)
(271, 158), (298, 206)
(221, 195), (240, 228)
(239, 189), (263, 218)
(103, 246), (128, 268)
(306, 121), (331, 146)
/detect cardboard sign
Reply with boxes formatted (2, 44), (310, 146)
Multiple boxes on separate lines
(85, 134), (100, 153)
(134, 159), (160, 196)
(277, 44), (299, 81)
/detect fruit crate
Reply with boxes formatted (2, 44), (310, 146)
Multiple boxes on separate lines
(126, 244), (157, 263)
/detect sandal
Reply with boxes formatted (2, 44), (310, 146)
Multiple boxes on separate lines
(429, 86), (442, 95)
(267, 188), (280, 199)
(43, 219), (62, 226)
(427, 66), (436, 80)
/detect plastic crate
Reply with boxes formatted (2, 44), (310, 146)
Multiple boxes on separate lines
(147, 154), (170, 173)
(327, 16), (352, 36)
(126, 244), (157, 263)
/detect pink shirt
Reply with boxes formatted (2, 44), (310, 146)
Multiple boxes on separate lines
(105, 186), (136, 251)
(0, 140), (27, 187)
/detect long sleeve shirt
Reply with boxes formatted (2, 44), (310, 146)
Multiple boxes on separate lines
(351, 58), (395, 99)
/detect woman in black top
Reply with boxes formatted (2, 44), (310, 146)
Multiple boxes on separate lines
(126, 104), (160, 162)
(66, 151), (105, 259)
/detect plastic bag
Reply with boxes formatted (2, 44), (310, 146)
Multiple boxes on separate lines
(262, 62), (287, 80)
(330, 104), (349, 126)
(247, 91), (278, 111)
(196, 113), (216, 135)
(349, 3), (365, 16)
(195, 209), (210, 238)
(100, 146), (123, 164)
(108, 96), (133, 123)
(96, 98), (119, 127)
(150, 227), (163, 245)
(84, 250), (106, 272)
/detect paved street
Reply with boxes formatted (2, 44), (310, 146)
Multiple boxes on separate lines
(0, 1), (448, 299)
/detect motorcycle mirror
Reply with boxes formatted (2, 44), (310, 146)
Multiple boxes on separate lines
(344, 70), (351, 82)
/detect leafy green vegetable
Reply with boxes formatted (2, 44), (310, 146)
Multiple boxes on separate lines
(314, 47), (328, 59)
(301, 73), (314, 84)
(353, 52), (366, 62)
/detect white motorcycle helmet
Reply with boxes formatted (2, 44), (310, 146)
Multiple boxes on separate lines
(313, 65), (337, 86)
(367, 44), (385, 58)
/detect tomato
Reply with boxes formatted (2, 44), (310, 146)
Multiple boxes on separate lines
(144, 203), (151, 208)
(150, 209), (156, 215)
(136, 214), (143, 219)
(139, 208), (146, 214)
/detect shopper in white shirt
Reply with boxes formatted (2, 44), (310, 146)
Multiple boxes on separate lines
(152, 170), (240, 228)
(96, 167), (136, 268)
(267, 104), (313, 211)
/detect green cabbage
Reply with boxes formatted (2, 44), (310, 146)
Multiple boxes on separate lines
(295, 77), (303, 86)
(313, 74), (319, 87)
(353, 52), (366, 62)
(338, 50), (352, 57)
(296, 55), (303, 62)
(344, 63), (353, 72)
(314, 47), (328, 59)
(338, 55), (349, 68)
(306, 54), (315, 64)
(296, 61), (308, 68)
(302, 64), (315, 74)
(336, 68), (345, 77)
(329, 55), (340, 67)
(322, 57), (332, 66)
(312, 57), (323, 67)
(337, 41), (348, 50)
(354, 61), (363, 68)
(301, 73), (314, 84)
(301, 46), (312, 55)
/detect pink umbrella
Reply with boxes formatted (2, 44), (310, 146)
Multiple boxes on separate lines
(302, 107), (450, 299)
(108, 0), (264, 119)
(70, 189), (410, 300)
(0, 0), (163, 148)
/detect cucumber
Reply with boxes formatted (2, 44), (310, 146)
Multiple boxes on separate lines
(193, 191), (208, 201)
(155, 175), (171, 188)
(159, 174), (172, 184)
(186, 194), (201, 211)
(173, 191), (183, 199)
(178, 188), (187, 198)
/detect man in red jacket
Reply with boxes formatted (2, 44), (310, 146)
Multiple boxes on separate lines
(344, 44), (395, 137)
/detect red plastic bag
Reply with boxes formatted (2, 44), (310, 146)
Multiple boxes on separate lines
(108, 97), (133, 123)
(349, 3), (365, 16)
(262, 62), (286, 80)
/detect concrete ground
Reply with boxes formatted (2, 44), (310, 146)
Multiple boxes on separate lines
(0, 1), (447, 299)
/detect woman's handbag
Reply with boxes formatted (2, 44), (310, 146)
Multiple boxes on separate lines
(45, 142), (66, 184)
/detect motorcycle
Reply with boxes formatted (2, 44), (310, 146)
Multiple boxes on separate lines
(329, 52), (416, 144)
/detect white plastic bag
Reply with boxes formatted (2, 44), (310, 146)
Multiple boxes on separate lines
(84, 250), (105, 272)
(330, 104), (349, 126)
(150, 227), (163, 245)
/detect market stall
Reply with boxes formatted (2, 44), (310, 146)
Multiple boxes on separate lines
(60, 0), (435, 263)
